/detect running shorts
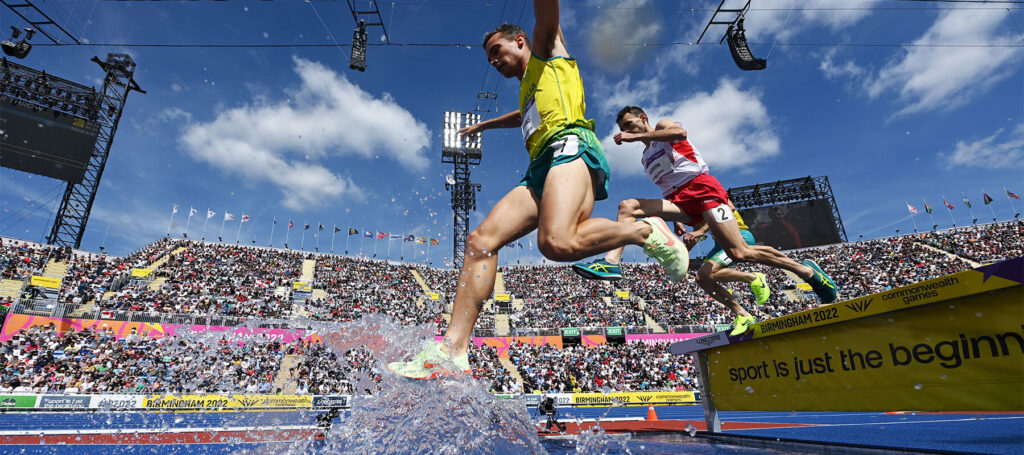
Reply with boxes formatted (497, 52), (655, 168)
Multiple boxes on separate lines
(519, 126), (611, 201)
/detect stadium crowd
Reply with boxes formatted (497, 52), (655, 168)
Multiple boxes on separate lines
(508, 341), (696, 393)
(0, 221), (1020, 395)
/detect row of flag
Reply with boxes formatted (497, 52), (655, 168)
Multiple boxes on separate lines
(168, 205), (444, 246)
(906, 189), (1019, 214)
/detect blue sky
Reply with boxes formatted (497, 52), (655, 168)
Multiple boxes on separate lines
(1, 0), (1022, 265)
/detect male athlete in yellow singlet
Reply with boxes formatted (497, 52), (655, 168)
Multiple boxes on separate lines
(387, 1), (689, 379)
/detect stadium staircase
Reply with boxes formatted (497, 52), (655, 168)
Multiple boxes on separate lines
(494, 314), (511, 336)
(0, 279), (24, 302)
(409, 269), (431, 293)
(300, 259), (316, 282)
(498, 357), (524, 390)
(914, 241), (982, 268)
(643, 313), (666, 333)
(42, 258), (69, 278)
(135, 245), (188, 293)
(271, 354), (303, 394)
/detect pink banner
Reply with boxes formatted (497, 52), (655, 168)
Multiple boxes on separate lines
(0, 314), (322, 345)
(624, 333), (709, 345)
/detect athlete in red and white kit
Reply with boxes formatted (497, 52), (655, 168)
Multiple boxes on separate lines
(573, 106), (838, 333)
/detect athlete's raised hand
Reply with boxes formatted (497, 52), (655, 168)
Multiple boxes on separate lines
(613, 131), (640, 145)
(459, 123), (484, 137)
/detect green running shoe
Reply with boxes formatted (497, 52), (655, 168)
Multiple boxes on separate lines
(730, 314), (757, 336)
(386, 341), (471, 380)
(572, 259), (623, 281)
(749, 272), (770, 306)
(640, 217), (690, 282)
(802, 259), (838, 303)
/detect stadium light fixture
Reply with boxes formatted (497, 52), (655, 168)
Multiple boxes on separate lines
(349, 20), (368, 72)
(1, 27), (34, 59)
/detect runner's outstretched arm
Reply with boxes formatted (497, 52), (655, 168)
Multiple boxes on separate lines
(459, 110), (521, 137)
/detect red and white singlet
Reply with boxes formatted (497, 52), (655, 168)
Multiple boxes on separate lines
(640, 123), (709, 197)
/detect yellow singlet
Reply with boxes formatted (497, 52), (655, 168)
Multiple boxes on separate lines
(518, 54), (595, 161)
(734, 209), (749, 231)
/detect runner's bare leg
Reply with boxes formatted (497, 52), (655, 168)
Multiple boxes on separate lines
(443, 185), (538, 356)
(702, 213), (814, 280)
(602, 198), (692, 264)
(536, 159), (650, 262)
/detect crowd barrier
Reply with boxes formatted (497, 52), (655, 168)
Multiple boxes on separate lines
(0, 391), (699, 412)
(0, 394), (342, 411)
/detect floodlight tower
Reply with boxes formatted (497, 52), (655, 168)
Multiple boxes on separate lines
(441, 112), (482, 268)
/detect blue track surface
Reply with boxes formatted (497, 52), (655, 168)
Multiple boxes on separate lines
(1, 405), (1021, 454)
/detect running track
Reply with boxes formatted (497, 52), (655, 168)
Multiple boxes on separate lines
(0, 405), (1020, 454)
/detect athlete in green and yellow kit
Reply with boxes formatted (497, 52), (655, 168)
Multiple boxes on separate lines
(387, 0), (689, 380)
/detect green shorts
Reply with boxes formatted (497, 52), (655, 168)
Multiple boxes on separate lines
(704, 229), (756, 267)
(519, 126), (610, 201)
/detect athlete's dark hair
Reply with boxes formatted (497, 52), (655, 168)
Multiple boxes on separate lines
(482, 23), (531, 50)
(616, 106), (646, 124)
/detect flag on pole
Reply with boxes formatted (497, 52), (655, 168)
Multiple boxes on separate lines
(335, 227), (342, 233)
(189, 208), (198, 216)
(906, 202), (919, 214)
(289, 220), (294, 228)
(924, 202), (933, 214)
(319, 224), (325, 231)
(349, 228), (359, 235)
(416, 237), (426, 244)
(273, 217), (277, 225)
(364, 231), (374, 238)
(430, 239), (439, 246)
(943, 199), (954, 210)
(377, 232), (389, 239)
(1006, 188), (1021, 200)
(172, 204), (179, 214)
(404, 235), (415, 242)
(224, 212), (235, 221)
(241, 214), (251, 223)
(983, 193), (994, 205)
(207, 210), (216, 219)
(304, 223), (310, 230)
(390, 234), (402, 239)
(962, 194), (972, 209)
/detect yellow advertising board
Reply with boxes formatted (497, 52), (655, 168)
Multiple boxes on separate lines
(428, 292), (440, 300)
(131, 268), (154, 278)
(752, 267), (1022, 340)
(707, 285), (1023, 412)
(292, 281), (310, 291)
(143, 394), (313, 411)
(615, 291), (630, 299)
(573, 391), (696, 407)
(29, 276), (61, 289)
(494, 293), (511, 302)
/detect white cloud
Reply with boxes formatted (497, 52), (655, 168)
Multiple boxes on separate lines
(819, 48), (865, 80)
(741, 0), (882, 42)
(592, 75), (661, 115)
(586, 0), (662, 71)
(865, 8), (1020, 115)
(941, 124), (1024, 169)
(600, 78), (780, 177)
(179, 57), (431, 209)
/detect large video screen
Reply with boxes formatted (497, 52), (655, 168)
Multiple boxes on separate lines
(738, 198), (841, 250)
(0, 97), (100, 184)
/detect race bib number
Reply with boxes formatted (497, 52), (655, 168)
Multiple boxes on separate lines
(709, 205), (734, 223)
(644, 150), (673, 182)
(521, 97), (541, 143)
